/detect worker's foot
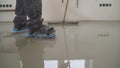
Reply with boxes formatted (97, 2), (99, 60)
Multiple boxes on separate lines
(27, 25), (56, 38)
(12, 23), (28, 33)
(12, 28), (28, 33)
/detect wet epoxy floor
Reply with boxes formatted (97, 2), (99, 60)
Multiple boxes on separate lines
(0, 21), (120, 68)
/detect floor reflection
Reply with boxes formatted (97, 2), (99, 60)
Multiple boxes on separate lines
(14, 34), (86, 68)
(14, 33), (56, 68)
(1, 22), (120, 68)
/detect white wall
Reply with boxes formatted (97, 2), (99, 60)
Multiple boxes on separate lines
(0, 0), (120, 21)
(0, 12), (15, 21)
(66, 0), (120, 21)
(0, 0), (16, 21)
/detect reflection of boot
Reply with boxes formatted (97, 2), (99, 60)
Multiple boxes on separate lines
(27, 19), (56, 38)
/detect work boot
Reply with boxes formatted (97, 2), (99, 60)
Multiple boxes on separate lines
(27, 19), (56, 38)
(12, 23), (28, 33)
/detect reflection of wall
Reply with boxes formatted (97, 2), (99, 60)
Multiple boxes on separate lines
(44, 60), (86, 68)
(44, 23), (120, 68)
(0, 34), (2, 51)
(0, 53), (20, 68)
(0, 22), (120, 68)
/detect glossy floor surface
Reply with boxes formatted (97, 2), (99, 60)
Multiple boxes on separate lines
(0, 21), (120, 68)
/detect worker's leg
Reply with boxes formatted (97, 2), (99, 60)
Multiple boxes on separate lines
(23, 0), (43, 34)
(23, 0), (55, 37)
(23, 0), (42, 26)
(13, 0), (27, 30)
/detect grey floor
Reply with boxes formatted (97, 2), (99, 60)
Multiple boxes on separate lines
(0, 21), (120, 68)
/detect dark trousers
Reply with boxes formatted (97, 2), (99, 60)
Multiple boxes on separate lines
(13, 0), (42, 29)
